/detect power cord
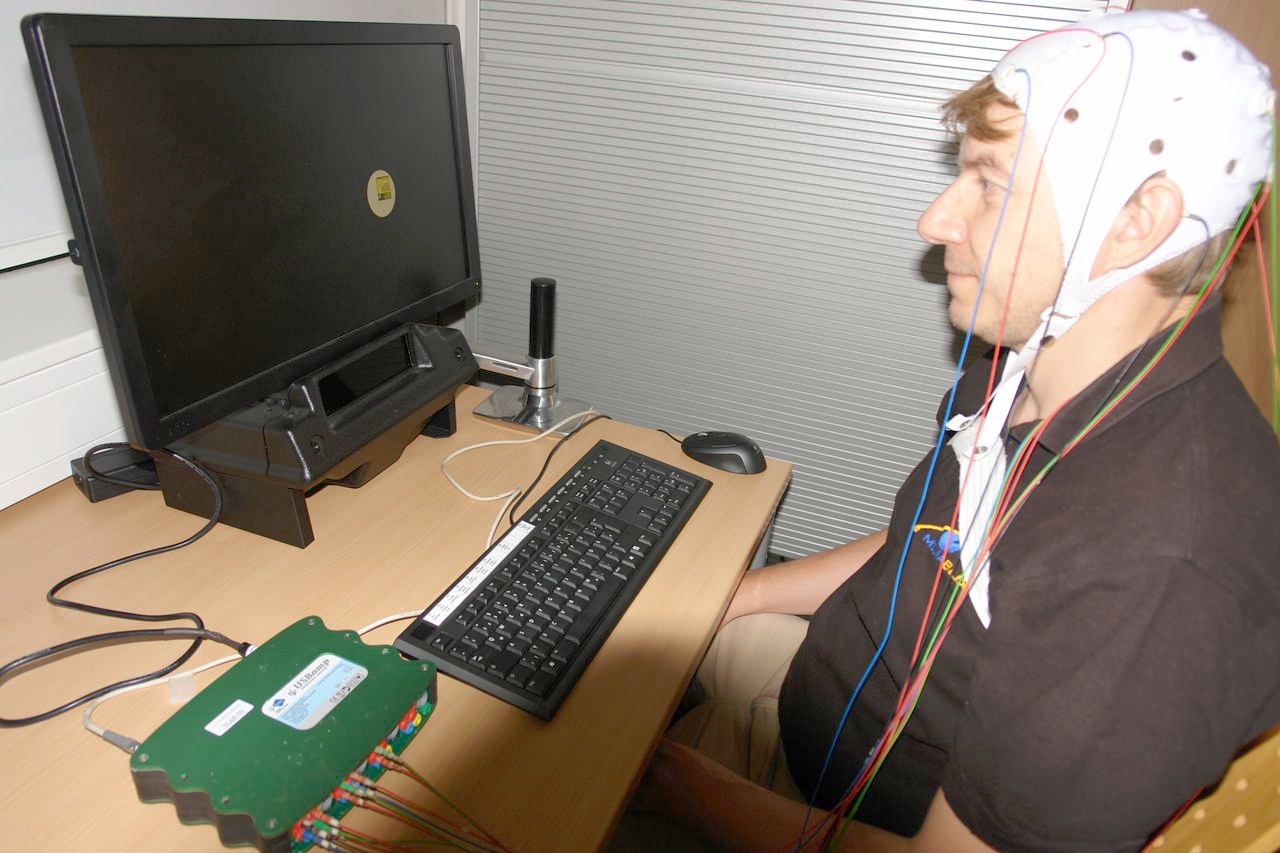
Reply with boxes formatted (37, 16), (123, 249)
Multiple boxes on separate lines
(0, 444), (251, 730)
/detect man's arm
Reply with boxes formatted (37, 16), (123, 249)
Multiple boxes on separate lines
(721, 528), (888, 627)
(637, 738), (994, 853)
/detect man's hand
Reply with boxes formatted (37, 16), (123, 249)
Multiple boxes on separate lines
(632, 739), (741, 822)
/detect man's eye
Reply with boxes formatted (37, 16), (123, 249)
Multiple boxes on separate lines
(982, 179), (1002, 193)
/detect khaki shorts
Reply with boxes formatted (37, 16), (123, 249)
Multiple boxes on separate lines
(609, 612), (810, 850)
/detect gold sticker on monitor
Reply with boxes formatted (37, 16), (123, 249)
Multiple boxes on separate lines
(366, 169), (396, 218)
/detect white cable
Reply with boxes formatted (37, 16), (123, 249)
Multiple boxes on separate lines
(356, 611), (421, 635)
(83, 611), (435, 750)
(82, 652), (241, 748)
(440, 409), (597, 546)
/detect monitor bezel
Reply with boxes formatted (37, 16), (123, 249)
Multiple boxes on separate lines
(23, 13), (481, 450)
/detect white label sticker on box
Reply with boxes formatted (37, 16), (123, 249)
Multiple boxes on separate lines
(205, 699), (253, 736)
(260, 654), (367, 731)
(423, 521), (536, 625)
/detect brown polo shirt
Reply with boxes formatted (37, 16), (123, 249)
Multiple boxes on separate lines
(779, 300), (1280, 851)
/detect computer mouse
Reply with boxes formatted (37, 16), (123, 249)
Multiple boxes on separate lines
(680, 431), (767, 475)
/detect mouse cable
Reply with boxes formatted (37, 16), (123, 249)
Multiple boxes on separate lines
(0, 444), (251, 729)
(656, 429), (682, 444)
(505, 413), (613, 527)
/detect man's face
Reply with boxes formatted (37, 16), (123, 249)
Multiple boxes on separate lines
(917, 104), (1065, 348)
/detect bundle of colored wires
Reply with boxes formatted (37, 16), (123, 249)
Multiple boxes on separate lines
(797, 180), (1273, 852)
(301, 749), (511, 853)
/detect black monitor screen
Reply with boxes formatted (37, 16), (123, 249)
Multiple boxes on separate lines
(25, 17), (479, 448)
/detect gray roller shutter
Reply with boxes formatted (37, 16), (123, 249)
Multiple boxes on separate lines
(472, 0), (1119, 557)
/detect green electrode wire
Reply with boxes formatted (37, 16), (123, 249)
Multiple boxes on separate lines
(1270, 113), (1278, 431)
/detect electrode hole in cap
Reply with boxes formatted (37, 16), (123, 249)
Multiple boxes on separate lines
(1227, 159), (1238, 174)
(1064, 108), (1079, 123)
(1182, 50), (1196, 61)
(1150, 139), (1164, 155)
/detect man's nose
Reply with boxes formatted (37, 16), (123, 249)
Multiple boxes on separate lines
(918, 182), (964, 245)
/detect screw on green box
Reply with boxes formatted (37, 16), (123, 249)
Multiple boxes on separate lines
(129, 616), (436, 852)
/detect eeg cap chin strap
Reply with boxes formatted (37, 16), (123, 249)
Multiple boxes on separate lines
(993, 8), (1275, 320)
(945, 10), (1274, 629)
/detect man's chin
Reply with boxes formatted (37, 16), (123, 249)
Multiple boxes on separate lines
(947, 304), (1035, 349)
(948, 302), (981, 337)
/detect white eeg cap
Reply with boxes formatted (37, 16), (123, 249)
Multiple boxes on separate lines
(991, 8), (1275, 320)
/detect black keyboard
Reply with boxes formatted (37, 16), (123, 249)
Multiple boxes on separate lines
(394, 439), (711, 718)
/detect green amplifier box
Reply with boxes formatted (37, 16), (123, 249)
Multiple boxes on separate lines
(129, 616), (436, 851)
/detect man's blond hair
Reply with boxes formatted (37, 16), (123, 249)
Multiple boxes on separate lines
(940, 75), (1232, 296)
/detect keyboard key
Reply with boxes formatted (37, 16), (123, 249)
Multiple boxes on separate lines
(565, 576), (624, 644)
(487, 649), (521, 678)
(525, 669), (556, 698)
(508, 663), (537, 687)
(552, 637), (578, 662)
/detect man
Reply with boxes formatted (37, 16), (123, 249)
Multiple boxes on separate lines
(630, 9), (1280, 852)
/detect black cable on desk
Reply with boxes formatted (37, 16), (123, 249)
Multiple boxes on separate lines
(506, 414), (612, 527)
(0, 445), (250, 728)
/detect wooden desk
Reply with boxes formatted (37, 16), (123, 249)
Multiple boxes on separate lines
(0, 385), (790, 852)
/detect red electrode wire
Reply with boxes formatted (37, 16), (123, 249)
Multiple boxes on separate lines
(1252, 202), (1280, 414)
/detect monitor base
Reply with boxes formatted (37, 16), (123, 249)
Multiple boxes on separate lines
(152, 323), (476, 548)
(473, 385), (594, 436)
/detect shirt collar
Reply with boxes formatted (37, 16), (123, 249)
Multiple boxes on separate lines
(1009, 298), (1225, 453)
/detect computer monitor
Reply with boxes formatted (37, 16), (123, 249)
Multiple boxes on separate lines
(23, 14), (482, 545)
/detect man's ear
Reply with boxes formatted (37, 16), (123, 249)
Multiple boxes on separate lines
(1089, 176), (1184, 279)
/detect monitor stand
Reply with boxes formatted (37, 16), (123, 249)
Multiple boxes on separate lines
(472, 277), (595, 434)
(152, 322), (477, 548)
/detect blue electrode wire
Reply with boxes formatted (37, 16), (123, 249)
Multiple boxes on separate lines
(826, 31), (1138, 828)
(792, 70), (1035, 850)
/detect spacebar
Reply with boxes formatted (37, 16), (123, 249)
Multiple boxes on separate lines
(565, 576), (624, 644)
